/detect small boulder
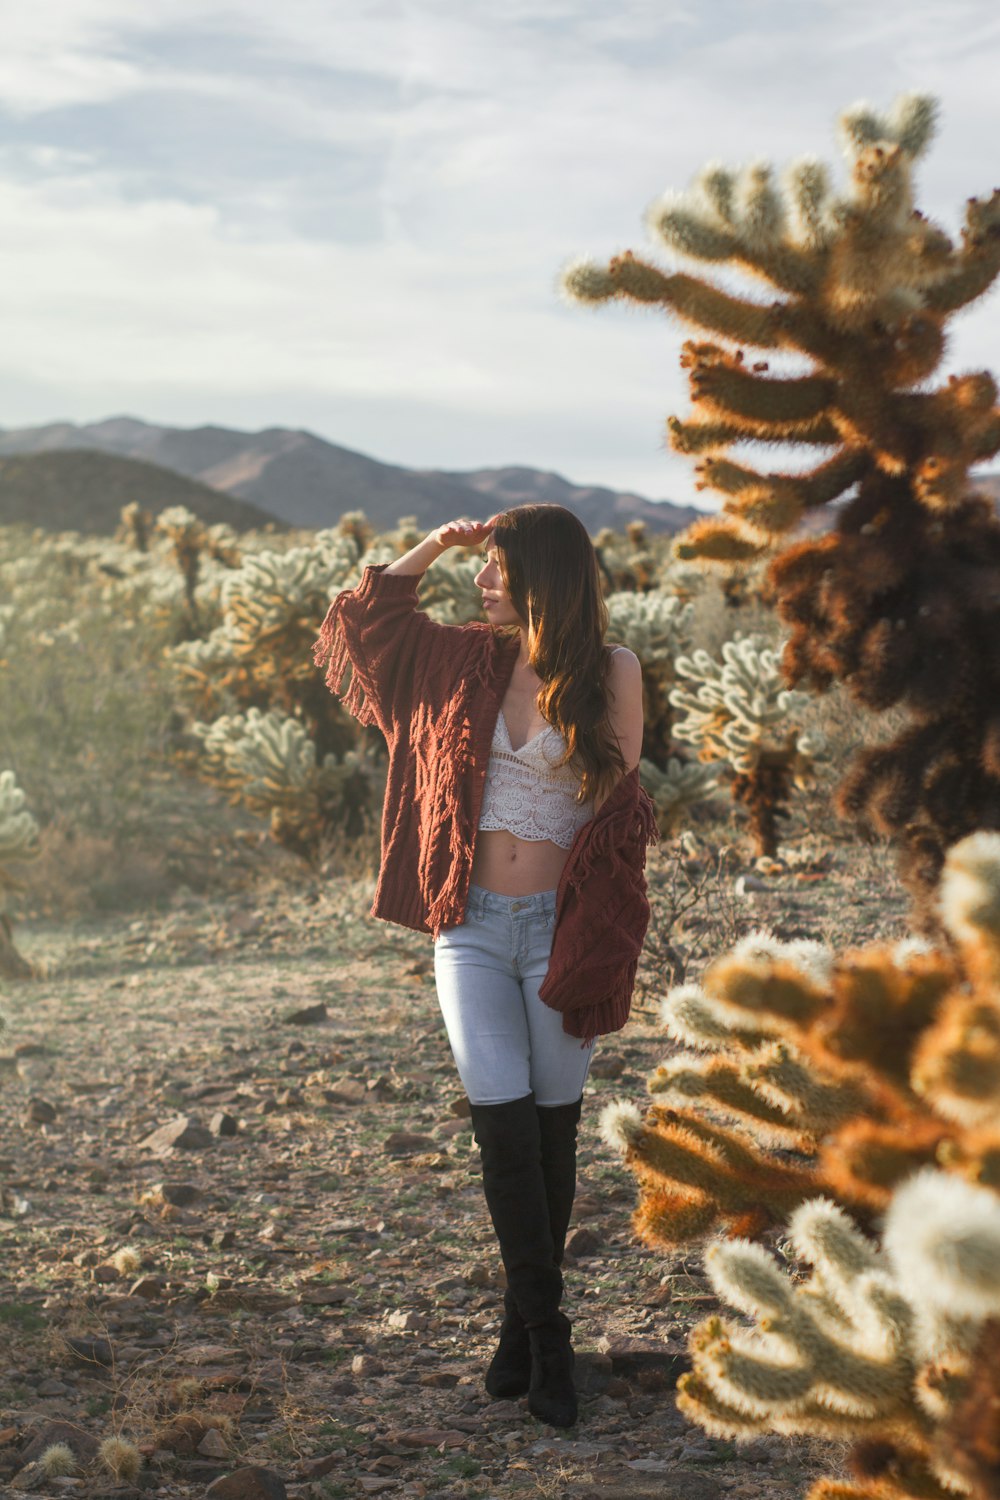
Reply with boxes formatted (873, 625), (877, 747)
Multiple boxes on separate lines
(18, 1422), (98, 1467)
(386, 1310), (428, 1332)
(564, 1226), (604, 1259)
(282, 1002), (327, 1026)
(24, 1098), (57, 1125)
(206, 1468), (287, 1500)
(197, 1429), (229, 1459)
(382, 1132), (436, 1156)
(157, 1181), (202, 1207)
(209, 1112), (238, 1138)
(139, 1116), (213, 1153)
(589, 1053), (626, 1080)
(63, 1336), (114, 1368)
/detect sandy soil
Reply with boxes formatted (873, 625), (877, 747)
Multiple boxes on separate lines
(0, 834), (905, 1499)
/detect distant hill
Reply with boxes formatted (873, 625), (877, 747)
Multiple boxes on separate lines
(0, 450), (286, 535)
(0, 416), (700, 535)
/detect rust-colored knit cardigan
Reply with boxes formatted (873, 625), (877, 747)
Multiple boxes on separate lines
(312, 564), (658, 1041)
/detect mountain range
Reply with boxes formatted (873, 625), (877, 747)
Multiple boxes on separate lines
(0, 416), (703, 536)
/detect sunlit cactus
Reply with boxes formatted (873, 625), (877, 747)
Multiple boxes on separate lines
(562, 92), (1000, 919)
(0, 603), (14, 657)
(678, 1181), (1000, 1500)
(171, 536), (365, 756)
(191, 708), (384, 857)
(155, 505), (210, 625)
(605, 590), (695, 765)
(602, 831), (1000, 1250)
(594, 521), (661, 593)
(669, 634), (828, 855)
(116, 501), (153, 553)
(415, 551), (486, 624)
(639, 755), (721, 835)
(0, 769), (39, 979)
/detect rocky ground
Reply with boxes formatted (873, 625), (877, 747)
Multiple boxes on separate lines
(0, 832), (907, 1500)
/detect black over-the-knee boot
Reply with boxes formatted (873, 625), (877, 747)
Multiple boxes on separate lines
(537, 1097), (583, 1268)
(469, 1095), (577, 1427)
(479, 1096), (582, 1401)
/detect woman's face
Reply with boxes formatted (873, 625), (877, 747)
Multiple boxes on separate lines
(474, 535), (522, 627)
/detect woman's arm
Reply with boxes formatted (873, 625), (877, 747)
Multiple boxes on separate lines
(313, 515), (501, 735)
(385, 518), (500, 577)
(606, 648), (645, 774)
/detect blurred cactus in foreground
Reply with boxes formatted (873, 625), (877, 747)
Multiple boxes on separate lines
(601, 830), (1000, 1247)
(605, 590), (695, 765)
(681, 1182), (1000, 1500)
(563, 92), (1000, 921)
(639, 756), (721, 836)
(602, 829), (1000, 1500)
(0, 769), (39, 977)
(669, 634), (828, 855)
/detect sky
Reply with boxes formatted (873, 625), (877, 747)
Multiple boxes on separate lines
(2, 0), (1000, 506)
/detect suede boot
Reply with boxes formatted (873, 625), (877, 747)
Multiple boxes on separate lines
(537, 1097), (583, 1266)
(527, 1311), (577, 1428)
(468, 1095), (562, 1326)
(469, 1095), (580, 1424)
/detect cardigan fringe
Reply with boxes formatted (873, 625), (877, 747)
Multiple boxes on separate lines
(312, 564), (656, 1041)
(312, 594), (380, 728)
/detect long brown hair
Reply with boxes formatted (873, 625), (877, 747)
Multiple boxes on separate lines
(489, 504), (627, 809)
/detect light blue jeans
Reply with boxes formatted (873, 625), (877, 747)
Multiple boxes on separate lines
(433, 882), (597, 1107)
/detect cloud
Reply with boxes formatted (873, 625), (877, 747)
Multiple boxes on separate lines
(1, 0), (1000, 500)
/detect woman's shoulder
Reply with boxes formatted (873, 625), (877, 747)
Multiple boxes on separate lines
(604, 643), (640, 668)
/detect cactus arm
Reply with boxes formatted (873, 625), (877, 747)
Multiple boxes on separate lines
(683, 342), (834, 427)
(668, 412), (842, 455)
(565, 252), (784, 347)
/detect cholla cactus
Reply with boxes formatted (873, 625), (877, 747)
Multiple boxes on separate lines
(669, 633), (828, 855)
(562, 93), (1000, 920)
(594, 521), (661, 593)
(116, 501), (153, 553)
(0, 769), (39, 979)
(603, 831), (1000, 1254)
(155, 505), (210, 626)
(680, 1182), (1000, 1500)
(171, 535), (365, 755)
(0, 603), (14, 657)
(605, 590), (695, 765)
(639, 755), (721, 836)
(416, 551), (485, 624)
(192, 708), (385, 858)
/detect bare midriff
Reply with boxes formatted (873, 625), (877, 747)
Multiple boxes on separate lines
(469, 829), (572, 897)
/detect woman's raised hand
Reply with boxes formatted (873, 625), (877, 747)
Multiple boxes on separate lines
(431, 514), (503, 551)
(385, 513), (504, 578)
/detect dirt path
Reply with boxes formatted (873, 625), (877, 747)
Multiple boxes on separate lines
(0, 844), (902, 1499)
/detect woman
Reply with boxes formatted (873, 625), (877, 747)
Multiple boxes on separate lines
(313, 504), (655, 1429)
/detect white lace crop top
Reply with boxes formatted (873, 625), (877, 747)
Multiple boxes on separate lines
(477, 710), (597, 849)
